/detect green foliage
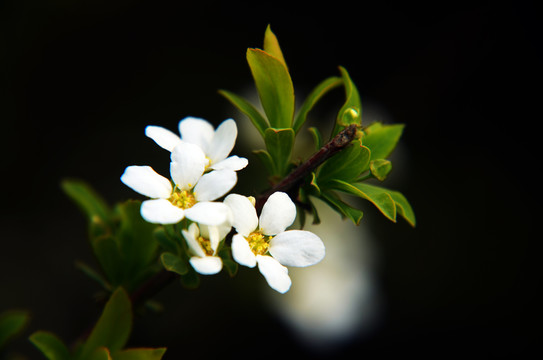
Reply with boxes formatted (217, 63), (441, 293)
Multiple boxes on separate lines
(30, 288), (166, 360)
(0, 309), (30, 349)
(264, 128), (295, 177)
(62, 180), (161, 293)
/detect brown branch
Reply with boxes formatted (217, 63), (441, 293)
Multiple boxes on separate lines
(255, 124), (358, 213)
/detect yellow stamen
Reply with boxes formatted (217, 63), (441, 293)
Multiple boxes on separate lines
(247, 231), (272, 256)
(198, 236), (214, 256)
(169, 189), (196, 209)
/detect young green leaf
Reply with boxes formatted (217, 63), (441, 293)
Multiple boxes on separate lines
(320, 191), (364, 225)
(317, 139), (371, 184)
(369, 159), (392, 181)
(61, 179), (111, 224)
(331, 66), (362, 136)
(264, 128), (295, 177)
(78, 287), (132, 360)
(75, 261), (112, 291)
(160, 252), (189, 276)
(307, 127), (323, 151)
(113, 347), (167, 360)
(252, 149), (276, 176)
(329, 180), (397, 222)
(218, 89), (269, 138)
(362, 122), (405, 160)
(88, 347), (111, 360)
(29, 331), (71, 360)
(153, 227), (179, 254)
(247, 48), (295, 129)
(263, 25), (287, 69)
(293, 76), (343, 134)
(0, 310), (30, 349)
(386, 189), (416, 227)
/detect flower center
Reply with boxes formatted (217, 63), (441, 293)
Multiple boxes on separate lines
(247, 231), (272, 256)
(169, 188), (196, 209)
(198, 236), (214, 256)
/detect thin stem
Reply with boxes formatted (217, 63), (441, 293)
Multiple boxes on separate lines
(255, 124), (358, 213)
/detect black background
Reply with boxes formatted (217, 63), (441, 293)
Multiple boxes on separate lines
(1, 1), (541, 359)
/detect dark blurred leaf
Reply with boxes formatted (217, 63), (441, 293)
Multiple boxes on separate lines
(79, 288), (132, 360)
(29, 331), (70, 360)
(160, 252), (189, 276)
(0, 310), (30, 349)
(61, 179), (111, 225)
(113, 348), (167, 360)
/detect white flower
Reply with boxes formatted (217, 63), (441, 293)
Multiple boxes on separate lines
(182, 222), (231, 275)
(145, 116), (248, 172)
(121, 141), (234, 225)
(224, 192), (325, 293)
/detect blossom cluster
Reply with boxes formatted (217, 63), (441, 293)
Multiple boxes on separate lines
(121, 117), (325, 293)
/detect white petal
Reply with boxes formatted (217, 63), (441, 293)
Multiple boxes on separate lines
(269, 230), (325, 267)
(256, 255), (292, 294)
(224, 194), (258, 237)
(207, 119), (237, 164)
(140, 199), (185, 224)
(121, 166), (172, 199)
(193, 170), (237, 202)
(210, 156), (248, 171)
(145, 125), (182, 152)
(189, 256), (223, 275)
(231, 234), (256, 268)
(170, 142), (206, 190)
(200, 223), (232, 244)
(259, 192), (296, 235)
(178, 117), (215, 153)
(184, 201), (230, 225)
(182, 225), (206, 258)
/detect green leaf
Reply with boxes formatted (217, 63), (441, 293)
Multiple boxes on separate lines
(160, 252), (189, 276)
(293, 76), (342, 134)
(61, 179), (111, 224)
(369, 159), (392, 181)
(29, 331), (71, 360)
(362, 122), (405, 160)
(329, 180), (396, 222)
(263, 25), (287, 69)
(93, 235), (123, 286)
(247, 48), (295, 128)
(0, 310), (30, 349)
(114, 348), (167, 360)
(252, 149), (276, 176)
(218, 89), (268, 138)
(88, 347), (111, 360)
(387, 190), (417, 227)
(179, 267), (200, 289)
(153, 227), (178, 254)
(75, 261), (112, 291)
(317, 139), (371, 184)
(320, 191), (364, 225)
(116, 200), (159, 284)
(79, 288), (132, 360)
(264, 128), (295, 177)
(307, 127), (323, 151)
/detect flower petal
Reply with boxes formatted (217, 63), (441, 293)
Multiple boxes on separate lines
(231, 234), (256, 268)
(259, 192), (296, 235)
(269, 230), (325, 267)
(184, 201), (230, 225)
(140, 199), (185, 224)
(178, 117), (215, 153)
(182, 224), (206, 258)
(256, 255), (292, 294)
(193, 170), (237, 202)
(210, 156), (249, 171)
(170, 142), (206, 190)
(145, 125), (182, 152)
(224, 194), (258, 237)
(189, 256), (223, 275)
(121, 166), (172, 199)
(207, 119), (237, 164)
